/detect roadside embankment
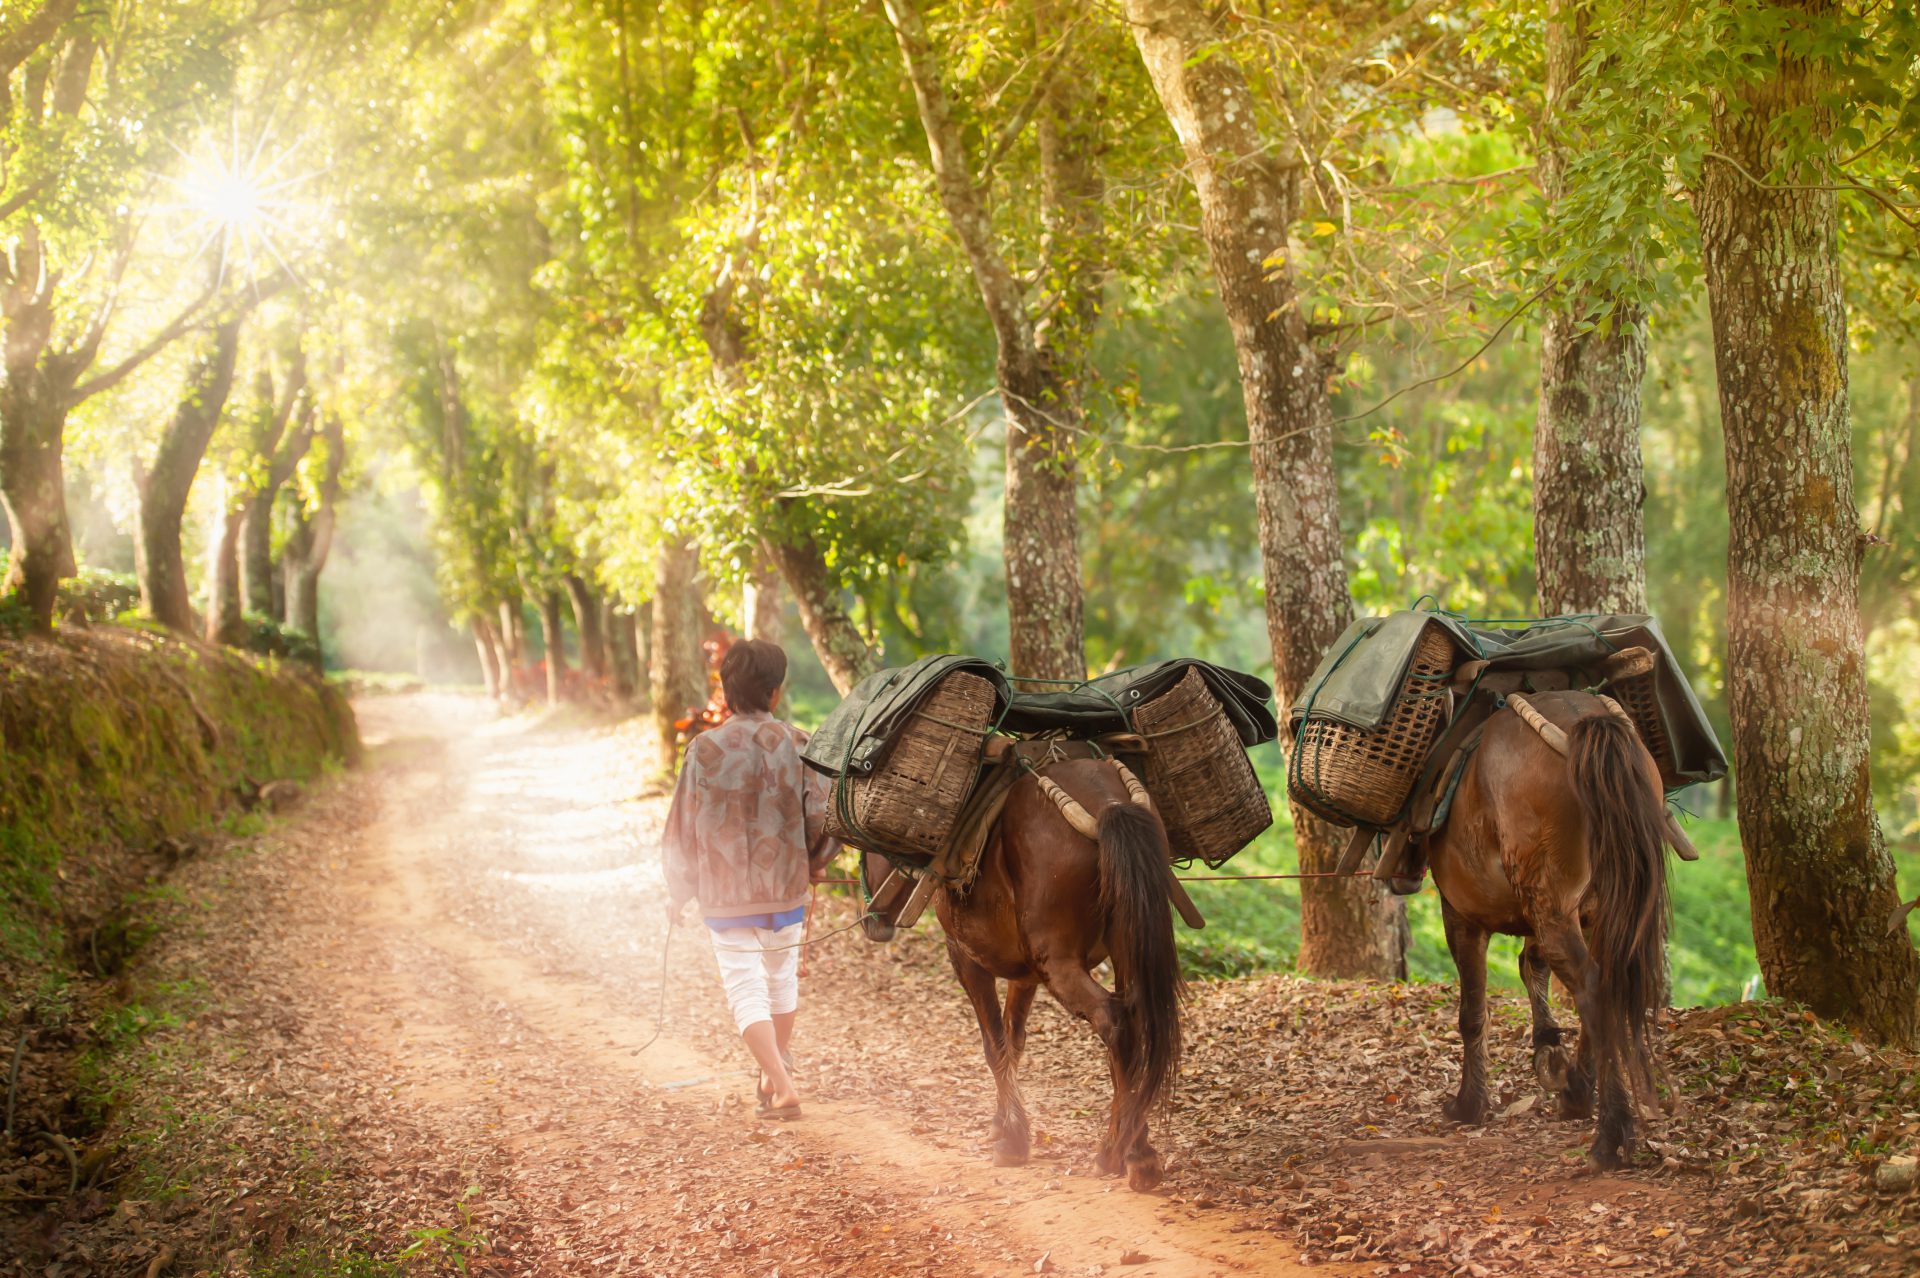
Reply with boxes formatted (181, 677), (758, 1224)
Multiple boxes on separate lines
(0, 623), (358, 1220)
(1, 625), (357, 976)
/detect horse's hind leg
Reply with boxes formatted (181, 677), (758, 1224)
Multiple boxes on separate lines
(1042, 959), (1158, 1187)
(1004, 979), (1038, 1069)
(1441, 899), (1493, 1125)
(945, 939), (1030, 1166)
(1532, 917), (1629, 1168)
(1520, 941), (1588, 1119)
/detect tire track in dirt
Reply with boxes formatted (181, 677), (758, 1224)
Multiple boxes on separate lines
(338, 696), (1345, 1278)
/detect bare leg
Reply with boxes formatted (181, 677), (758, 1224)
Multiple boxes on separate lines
(742, 1021), (799, 1109)
(754, 1009), (799, 1097)
(946, 938), (1030, 1166)
(1441, 899), (1493, 1124)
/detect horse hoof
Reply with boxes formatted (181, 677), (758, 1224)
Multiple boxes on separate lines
(1442, 1094), (1488, 1125)
(1557, 1095), (1593, 1122)
(993, 1145), (1030, 1168)
(1095, 1147), (1125, 1177)
(1126, 1153), (1163, 1193)
(1532, 1047), (1572, 1095)
(1588, 1143), (1627, 1172)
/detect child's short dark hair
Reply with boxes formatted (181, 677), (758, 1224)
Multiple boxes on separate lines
(720, 640), (787, 714)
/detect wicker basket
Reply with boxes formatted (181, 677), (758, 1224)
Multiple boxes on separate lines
(1288, 622), (1458, 827)
(825, 671), (996, 862)
(1607, 669), (1679, 788)
(1132, 669), (1272, 868)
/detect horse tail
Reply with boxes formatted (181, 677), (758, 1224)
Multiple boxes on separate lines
(1097, 802), (1184, 1121)
(1567, 713), (1669, 1162)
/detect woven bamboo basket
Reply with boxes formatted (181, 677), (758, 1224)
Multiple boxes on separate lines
(1288, 622), (1458, 827)
(825, 670), (996, 862)
(1132, 669), (1272, 868)
(1607, 669), (1679, 788)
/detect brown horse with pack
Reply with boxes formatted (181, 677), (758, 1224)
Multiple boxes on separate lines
(802, 657), (1277, 1189)
(1288, 608), (1728, 1168)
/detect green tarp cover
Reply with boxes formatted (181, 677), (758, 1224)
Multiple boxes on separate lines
(802, 654), (1277, 780)
(1287, 611), (1728, 788)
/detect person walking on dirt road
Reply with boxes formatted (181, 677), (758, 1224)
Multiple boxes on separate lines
(663, 640), (838, 1120)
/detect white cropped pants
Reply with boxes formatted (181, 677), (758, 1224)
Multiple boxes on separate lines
(708, 922), (803, 1033)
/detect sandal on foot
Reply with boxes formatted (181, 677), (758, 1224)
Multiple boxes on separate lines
(757, 1103), (802, 1122)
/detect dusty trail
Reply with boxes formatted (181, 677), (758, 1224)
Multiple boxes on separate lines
(328, 695), (1332, 1278)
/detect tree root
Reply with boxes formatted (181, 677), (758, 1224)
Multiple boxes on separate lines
(154, 666), (220, 751)
(32, 1130), (79, 1196)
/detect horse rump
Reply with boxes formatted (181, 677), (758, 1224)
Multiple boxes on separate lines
(1567, 713), (1669, 1166)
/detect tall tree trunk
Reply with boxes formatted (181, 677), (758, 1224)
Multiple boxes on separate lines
(564, 573), (607, 683)
(473, 616), (502, 699)
(490, 618), (517, 697)
(632, 600), (653, 709)
(498, 600), (527, 678)
(1126, 0), (1404, 979)
(205, 501), (246, 645)
(1697, 13), (1918, 1045)
(0, 244), (77, 631)
(1534, 306), (1649, 614)
(240, 494), (279, 619)
(1532, 0), (1649, 617)
(741, 559), (785, 644)
(0, 392), (75, 630)
(237, 354), (309, 619)
(137, 317), (243, 633)
(281, 411), (341, 651)
(883, 0), (1089, 681)
(539, 589), (568, 706)
(650, 539), (706, 766)
(766, 535), (880, 694)
(605, 600), (638, 700)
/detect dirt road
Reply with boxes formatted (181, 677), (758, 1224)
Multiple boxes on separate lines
(328, 695), (1334, 1278)
(65, 694), (1907, 1277)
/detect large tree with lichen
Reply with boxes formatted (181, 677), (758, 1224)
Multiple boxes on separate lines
(1562, 0), (1920, 1043)
(1122, 0), (1512, 980)
(880, 0), (1122, 684)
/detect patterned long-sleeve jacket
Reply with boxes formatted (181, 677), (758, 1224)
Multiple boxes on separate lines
(662, 711), (837, 916)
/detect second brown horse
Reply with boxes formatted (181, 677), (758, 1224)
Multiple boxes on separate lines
(1426, 689), (1670, 1168)
(869, 757), (1184, 1190)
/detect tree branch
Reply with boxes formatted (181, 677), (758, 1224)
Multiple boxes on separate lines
(67, 273), (287, 407)
(882, 0), (1031, 357)
(1703, 149), (1920, 231)
(0, 0), (81, 79)
(1304, 0), (1448, 124)
(0, 176), (53, 222)
(975, 17), (1082, 185)
(65, 287), (214, 407)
